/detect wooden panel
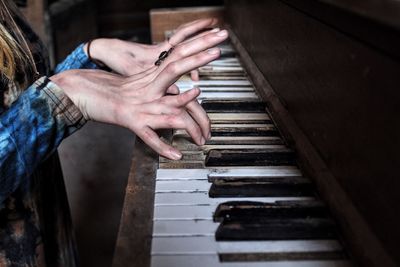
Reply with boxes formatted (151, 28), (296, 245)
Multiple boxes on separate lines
(48, 0), (97, 62)
(20, 0), (47, 42)
(226, 0), (400, 266)
(150, 6), (224, 43)
(112, 139), (158, 267)
(97, 0), (223, 41)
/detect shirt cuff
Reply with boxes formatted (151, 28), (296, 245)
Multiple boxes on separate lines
(54, 43), (98, 73)
(35, 76), (86, 134)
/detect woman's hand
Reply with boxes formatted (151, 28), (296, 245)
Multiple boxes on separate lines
(50, 45), (220, 159)
(86, 18), (220, 76)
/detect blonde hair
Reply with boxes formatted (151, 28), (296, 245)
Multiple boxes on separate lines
(0, 0), (37, 104)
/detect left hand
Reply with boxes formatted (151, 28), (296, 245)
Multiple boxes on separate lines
(86, 18), (219, 76)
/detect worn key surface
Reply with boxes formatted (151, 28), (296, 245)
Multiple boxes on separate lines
(206, 148), (296, 167)
(213, 200), (327, 222)
(202, 100), (266, 113)
(209, 181), (314, 197)
(216, 218), (337, 241)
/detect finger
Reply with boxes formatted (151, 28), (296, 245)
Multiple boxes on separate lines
(180, 27), (220, 45)
(138, 88), (199, 115)
(169, 18), (218, 45)
(153, 48), (221, 91)
(162, 87), (200, 108)
(190, 70), (199, 81)
(168, 30), (228, 62)
(148, 112), (205, 146)
(166, 84), (180, 95)
(186, 99), (211, 140)
(136, 126), (182, 160)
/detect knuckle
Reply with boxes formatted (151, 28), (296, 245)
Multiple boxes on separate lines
(205, 34), (215, 43)
(166, 62), (179, 75)
(166, 115), (178, 128)
(175, 46), (187, 57)
(141, 127), (153, 141)
(171, 107), (182, 115)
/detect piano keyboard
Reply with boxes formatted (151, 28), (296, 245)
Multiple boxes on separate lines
(150, 44), (352, 267)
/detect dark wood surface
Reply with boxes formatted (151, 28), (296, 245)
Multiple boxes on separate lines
(226, 1), (400, 266)
(112, 139), (157, 267)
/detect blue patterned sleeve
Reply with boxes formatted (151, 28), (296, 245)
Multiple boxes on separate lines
(54, 43), (98, 73)
(0, 77), (86, 205)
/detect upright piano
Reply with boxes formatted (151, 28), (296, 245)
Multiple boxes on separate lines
(112, 1), (400, 267)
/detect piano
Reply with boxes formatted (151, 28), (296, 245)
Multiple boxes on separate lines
(112, 1), (400, 267)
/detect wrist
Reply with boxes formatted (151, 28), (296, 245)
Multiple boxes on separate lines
(50, 71), (78, 104)
(85, 38), (112, 65)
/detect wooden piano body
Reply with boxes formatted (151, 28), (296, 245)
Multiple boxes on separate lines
(112, 1), (400, 267)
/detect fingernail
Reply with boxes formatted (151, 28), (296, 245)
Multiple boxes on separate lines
(169, 150), (182, 160)
(207, 132), (212, 140)
(217, 30), (228, 37)
(207, 48), (220, 54)
(211, 28), (220, 33)
(200, 137), (206, 145)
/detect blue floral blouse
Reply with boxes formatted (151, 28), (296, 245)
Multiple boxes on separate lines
(0, 12), (99, 266)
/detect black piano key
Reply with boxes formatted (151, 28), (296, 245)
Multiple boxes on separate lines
(201, 100), (266, 113)
(208, 175), (308, 183)
(209, 182), (314, 198)
(215, 218), (337, 241)
(219, 251), (347, 262)
(209, 176), (313, 197)
(205, 148), (296, 166)
(211, 126), (278, 137)
(213, 201), (326, 222)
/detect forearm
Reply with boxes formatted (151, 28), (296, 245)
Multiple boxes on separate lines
(0, 77), (86, 204)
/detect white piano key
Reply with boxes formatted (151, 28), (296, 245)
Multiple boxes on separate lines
(207, 62), (241, 67)
(208, 167), (303, 178)
(156, 167), (302, 181)
(176, 79), (252, 88)
(152, 236), (344, 254)
(199, 92), (258, 100)
(199, 66), (244, 72)
(209, 58), (239, 64)
(210, 123), (274, 128)
(179, 86), (255, 92)
(156, 169), (210, 180)
(208, 113), (270, 121)
(173, 139), (286, 151)
(153, 220), (217, 236)
(155, 180), (210, 193)
(151, 255), (351, 267)
(200, 144), (286, 151)
(154, 192), (314, 206)
(154, 205), (214, 220)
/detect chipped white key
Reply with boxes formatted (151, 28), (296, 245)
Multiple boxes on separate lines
(154, 192), (313, 206)
(152, 236), (344, 254)
(180, 86), (255, 92)
(199, 91), (258, 100)
(155, 180), (210, 193)
(177, 79), (252, 88)
(156, 167), (302, 181)
(151, 255), (351, 267)
(154, 205), (214, 220)
(153, 220), (217, 236)
(208, 113), (270, 121)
